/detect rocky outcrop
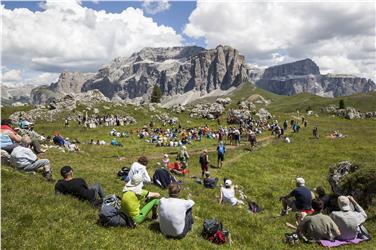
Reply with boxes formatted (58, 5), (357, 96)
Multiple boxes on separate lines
(31, 45), (259, 104)
(190, 103), (225, 119)
(30, 72), (94, 105)
(321, 105), (376, 119)
(256, 59), (376, 97)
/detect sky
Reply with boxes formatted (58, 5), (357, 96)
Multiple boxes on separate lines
(1, 0), (375, 88)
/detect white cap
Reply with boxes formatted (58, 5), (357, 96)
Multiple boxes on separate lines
(225, 179), (232, 187)
(296, 177), (305, 186)
(123, 174), (143, 194)
(338, 196), (351, 211)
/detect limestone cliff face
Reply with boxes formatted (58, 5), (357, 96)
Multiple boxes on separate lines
(256, 59), (375, 97)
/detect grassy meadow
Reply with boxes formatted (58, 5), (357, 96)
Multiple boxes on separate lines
(1, 86), (376, 249)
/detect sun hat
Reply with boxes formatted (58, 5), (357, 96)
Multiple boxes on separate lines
(296, 177), (305, 186)
(225, 179), (232, 187)
(123, 174), (143, 194)
(338, 196), (351, 211)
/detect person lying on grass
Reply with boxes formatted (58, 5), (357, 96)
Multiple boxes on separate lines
(126, 156), (151, 183)
(55, 166), (105, 207)
(121, 174), (160, 224)
(219, 179), (244, 206)
(159, 182), (195, 238)
(298, 199), (340, 242)
(279, 177), (313, 216)
(10, 136), (53, 182)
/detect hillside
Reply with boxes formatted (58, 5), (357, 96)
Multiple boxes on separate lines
(1, 89), (376, 249)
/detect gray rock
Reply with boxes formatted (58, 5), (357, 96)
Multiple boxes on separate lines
(190, 103), (225, 119)
(216, 97), (231, 106)
(256, 108), (271, 120)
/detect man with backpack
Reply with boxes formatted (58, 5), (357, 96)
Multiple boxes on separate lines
(199, 149), (209, 178)
(159, 183), (195, 238)
(55, 165), (105, 206)
(216, 141), (226, 169)
(121, 174), (160, 224)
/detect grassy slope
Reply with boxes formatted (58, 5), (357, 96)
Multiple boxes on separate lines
(1, 88), (376, 250)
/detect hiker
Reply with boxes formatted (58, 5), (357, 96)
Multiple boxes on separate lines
(330, 196), (368, 240)
(219, 179), (244, 206)
(153, 163), (176, 189)
(121, 174), (160, 224)
(55, 166), (105, 206)
(216, 141), (226, 168)
(312, 127), (319, 139)
(1, 119), (44, 154)
(203, 171), (218, 189)
(10, 136), (53, 181)
(199, 149), (209, 178)
(176, 145), (189, 169)
(283, 120), (288, 130)
(314, 186), (331, 211)
(126, 156), (151, 183)
(279, 177), (313, 216)
(111, 138), (122, 147)
(248, 130), (257, 148)
(159, 183), (195, 238)
(298, 199), (340, 242)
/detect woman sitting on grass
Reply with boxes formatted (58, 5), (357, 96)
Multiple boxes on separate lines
(219, 179), (244, 206)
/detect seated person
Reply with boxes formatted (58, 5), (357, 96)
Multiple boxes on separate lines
(162, 154), (169, 168)
(169, 161), (188, 176)
(55, 166), (105, 206)
(121, 174), (160, 224)
(330, 196), (368, 240)
(10, 136), (53, 182)
(314, 186), (331, 212)
(111, 138), (122, 147)
(159, 183), (195, 238)
(126, 156), (151, 183)
(298, 199), (340, 242)
(203, 171), (218, 189)
(53, 132), (65, 146)
(279, 177), (313, 216)
(219, 179), (244, 206)
(153, 163), (176, 189)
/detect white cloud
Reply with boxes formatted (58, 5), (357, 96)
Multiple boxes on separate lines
(142, 0), (170, 15)
(184, 1), (376, 79)
(1, 0), (182, 82)
(2, 69), (22, 82)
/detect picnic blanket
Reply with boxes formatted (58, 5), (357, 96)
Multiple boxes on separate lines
(319, 238), (365, 248)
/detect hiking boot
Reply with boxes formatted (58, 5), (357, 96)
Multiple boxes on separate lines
(43, 172), (54, 182)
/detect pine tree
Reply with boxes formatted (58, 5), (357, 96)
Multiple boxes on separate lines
(150, 85), (162, 103)
(339, 99), (345, 109)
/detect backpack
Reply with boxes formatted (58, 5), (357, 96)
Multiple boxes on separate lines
(217, 145), (225, 155)
(248, 201), (262, 213)
(153, 169), (176, 189)
(203, 178), (218, 189)
(98, 194), (135, 228)
(199, 154), (207, 164)
(117, 167), (130, 181)
(202, 219), (229, 244)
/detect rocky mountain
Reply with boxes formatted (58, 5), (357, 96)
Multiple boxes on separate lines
(256, 59), (375, 97)
(30, 45), (261, 104)
(1, 85), (35, 105)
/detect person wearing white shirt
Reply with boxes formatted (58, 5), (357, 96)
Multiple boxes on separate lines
(126, 156), (151, 183)
(219, 179), (244, 206)
(159, 183), (195, 238)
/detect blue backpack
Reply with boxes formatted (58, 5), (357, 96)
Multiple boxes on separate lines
(217, 145), (225, 155)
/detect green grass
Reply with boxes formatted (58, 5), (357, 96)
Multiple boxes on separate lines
(2, 88), (376, 249)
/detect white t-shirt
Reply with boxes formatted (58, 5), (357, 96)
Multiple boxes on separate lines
(221, 186), (238, 206)
(159, 197), (195, 237)
(128, 162), (151, 183)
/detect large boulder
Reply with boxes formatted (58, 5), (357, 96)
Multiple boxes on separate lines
(328, 161), (376, 209)
(190, 103), (225, 119)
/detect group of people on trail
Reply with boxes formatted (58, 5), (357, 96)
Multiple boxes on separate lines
(280, 178), (369, 242)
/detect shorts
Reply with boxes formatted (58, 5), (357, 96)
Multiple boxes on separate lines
(217, 154), (224, 161)
(201, 163), (208, 172)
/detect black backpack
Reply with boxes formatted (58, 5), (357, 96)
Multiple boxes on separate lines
(117, 167), (130, 181)
(98, 195), (135, 228)
(199, 154), (207, 164)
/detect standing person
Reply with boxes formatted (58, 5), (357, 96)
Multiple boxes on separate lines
(298, 199), (340, 241)
(127, 156), (151, 183)
(312, 127), (319, 139)
(279, 177), (313, 216)
(121, 174), (160, 224)
(199, 150), (209, 178)
(216, 141), (226, 169)
(330, 196), (368, 240)
(55, 166), (105, 206)
(176, 146), (189, 169)
(159, 183), (195, 238)
(248, 130), (257, 148)
(10, 136), (53, 181)
(283, 120), (288, 131)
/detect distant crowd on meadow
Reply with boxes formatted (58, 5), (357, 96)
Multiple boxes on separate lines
(0, 112), (367, 246)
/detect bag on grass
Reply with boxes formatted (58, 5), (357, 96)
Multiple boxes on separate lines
(98, 194), (135, 228)
(248, 201), (262, 213)
(202, 219), (228, 244)
(117, 167), (130, 181)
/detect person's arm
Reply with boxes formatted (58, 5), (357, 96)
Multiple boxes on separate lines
(348, 196), (367, 223)
(279, 190), (294, 201)
(23, 148), (38, 162)
(219, 189), (223, 204)
(147, 191), (160, 198)
(185, 199), (195, 209)
(8, 132), (22, 143)
(144, 168), (151, 183)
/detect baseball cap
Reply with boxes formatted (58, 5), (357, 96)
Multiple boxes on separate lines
(124, 174), (143, 194)
(338, 196), (351, 211)
(225, 179), (232, 187)
(60, 166), (73, 177)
